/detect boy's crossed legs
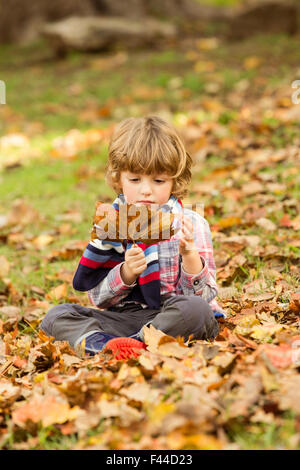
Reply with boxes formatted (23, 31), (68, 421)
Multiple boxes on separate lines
(40, 295), (219, 359)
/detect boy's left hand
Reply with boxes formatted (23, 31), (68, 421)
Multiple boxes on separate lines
(179, 215), (197, 256)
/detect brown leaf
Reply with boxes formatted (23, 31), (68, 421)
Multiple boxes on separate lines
(158, 341), (189, 359)
(211, 352), (237, 374)
(92, 201), (180, 244)
(143, 324), (172, 351)
(45, 284), (68, 301)
(61, 354), (82, 367)
(226, 374), (263, 418)
(277, 375), (300, 414)
(120, 382), (160, 404)
(289, 293), (300, 313)
(0, 306), (21, 320)
(7, 199), (40, 227)
(256, 217), (276, 232)
(138, 351), (161, 371)
(12, 394), (81, 427)
(0, 381), (21, 407)
(46, 240), (87, 261)
(32, 234), (54, 250)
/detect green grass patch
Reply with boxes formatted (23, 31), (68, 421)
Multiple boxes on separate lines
(227, 413), (300, 450)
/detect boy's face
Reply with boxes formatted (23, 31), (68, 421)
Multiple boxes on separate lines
(119, 171), (173, 205)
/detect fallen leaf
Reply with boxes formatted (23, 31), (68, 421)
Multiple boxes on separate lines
(7, 199), (40, 227)
(158, 341), (189, 359)
(0, 306), (21, 320)
(120, 382), (160, 404)
(47, 240), (87, 261)
(259, 365), (279, 393)
(243, 56), (262, 70)
(143, 324), (174, 351)
(289, 293), (300, 313)
(217, 217), (242, 229)
(234, 315), (260, 337)
(32, 234), (54, 250)
(256, 218), (276, 232)
(45, 284), (68, 301)
(260, 343), (294, 369)
(167, 432), (223, 450)
(0, 256), (10, 278)
(12, 394), (81, 427)
(211, 352), (237, 374)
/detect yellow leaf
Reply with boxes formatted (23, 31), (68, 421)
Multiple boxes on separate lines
(33, 372), (48, 383)
(243, 56), (262, 70)
(196, 37), (219, 50)
(211, 352), (237, 373)
(259, 365), (279, 393)
(218, 217), (242, 229)
(167, 432), (223, 450)
(32, 234), (54, 250)
(45, 283), (68, 301)
(193, 60), (215, 73)
(234, 315), (260, 337)
(0, 256), (10, 278)
(143, 324), (173, 351)
(148, 402), (175, 424)
(42, 402), (80, 427)
(250, 324), (283, 342)
(158, 341), (188, 359)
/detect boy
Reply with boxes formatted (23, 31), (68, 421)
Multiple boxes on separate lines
(41, 116), (226, 360)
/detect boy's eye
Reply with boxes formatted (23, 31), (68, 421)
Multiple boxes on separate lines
(129, 178), (164, 183)
(128, 177), (165, 183)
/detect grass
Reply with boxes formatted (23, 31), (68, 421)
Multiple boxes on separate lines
(0, 146), (116, 297)
(1, 32), (300, 138)
(227, 413), (300, 450)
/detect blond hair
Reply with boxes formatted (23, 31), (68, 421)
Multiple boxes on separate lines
(105, 116), (193, 199)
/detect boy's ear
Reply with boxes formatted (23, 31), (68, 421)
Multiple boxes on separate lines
(114, 183), (122, 194)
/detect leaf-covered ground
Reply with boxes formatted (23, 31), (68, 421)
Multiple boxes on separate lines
(0, 33), (299, 449)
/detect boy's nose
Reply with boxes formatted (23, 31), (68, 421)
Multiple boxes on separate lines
(140, 184), (152, 196)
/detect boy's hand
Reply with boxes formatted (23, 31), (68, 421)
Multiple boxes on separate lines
(179, 216), (197, 256)
(121, 246), (147, 284)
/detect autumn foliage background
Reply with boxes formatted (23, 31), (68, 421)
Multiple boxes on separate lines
(0, 0), (300, 450)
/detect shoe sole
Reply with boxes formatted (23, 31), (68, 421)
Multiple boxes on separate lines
(104, 337), (147, 360)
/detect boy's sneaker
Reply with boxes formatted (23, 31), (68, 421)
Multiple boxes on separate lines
(104, 337), (147, 360)
(83, 331), (146, 360)
(84, 332), (116, 356)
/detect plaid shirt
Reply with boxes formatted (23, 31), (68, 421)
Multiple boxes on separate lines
(86, 208), (226, 316)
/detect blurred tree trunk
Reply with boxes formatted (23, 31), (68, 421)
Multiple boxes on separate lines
(91, 0), (225, 20)
(0, 0), (225, 44)
(0, 0), (96, 43)
(225, 1), (298, 40)
(0, 0), (297, 44)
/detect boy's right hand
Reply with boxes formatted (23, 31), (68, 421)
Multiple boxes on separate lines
(121, 246), (147, 284)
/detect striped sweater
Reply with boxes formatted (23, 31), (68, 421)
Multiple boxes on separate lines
(73, 207), (226, 317)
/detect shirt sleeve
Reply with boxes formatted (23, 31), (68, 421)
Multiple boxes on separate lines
(72, 239), (138, 309)
(176, 211), (218, 303)
(87, 262), (138, 308)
